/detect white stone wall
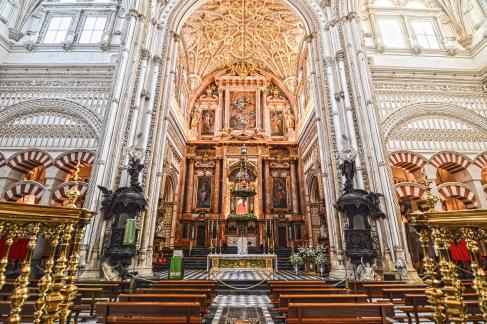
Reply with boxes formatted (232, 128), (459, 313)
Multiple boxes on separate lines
(0, 0), (124, 206)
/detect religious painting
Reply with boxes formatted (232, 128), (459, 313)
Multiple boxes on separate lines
(272, 177), (288, 209)
(201, 110), (215, 135)
(229, 92), (256, 130)
(270, 111), (284, 136)
(195, 176), (212, 209)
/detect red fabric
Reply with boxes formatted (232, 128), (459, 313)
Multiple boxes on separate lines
(0, 239), (29, 260)
(450, 240), (471, 261)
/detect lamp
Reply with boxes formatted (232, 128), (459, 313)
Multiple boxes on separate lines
(231, 144), (256, 198)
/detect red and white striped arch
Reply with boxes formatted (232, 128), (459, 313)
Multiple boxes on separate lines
(429, 151), (471, 174)
(3, 181), (44, 203)
(437, 183), (478, 209)
(395, 183), (426, 200)
(474, 152), (487, 170)
(54, 150), (95, 174)
(7, 150), (53, 174)
(389, 151), (427, 173)
(51, 182), (88, 204)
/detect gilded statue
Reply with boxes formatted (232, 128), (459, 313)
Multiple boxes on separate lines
(190, 108), (201, 130)
(285, 110), (295, 129)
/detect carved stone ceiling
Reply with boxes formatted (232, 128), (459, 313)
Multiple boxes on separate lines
(180, 0), (307, 81)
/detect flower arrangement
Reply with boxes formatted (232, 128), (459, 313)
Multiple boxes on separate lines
(315, 252), (328, 266)
(289, 253), (304, 267)
(296, 244), (326, 258)
(226, 213), (257, 221)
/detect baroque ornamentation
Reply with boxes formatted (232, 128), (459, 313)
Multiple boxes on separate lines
(180, 0), (307, 80)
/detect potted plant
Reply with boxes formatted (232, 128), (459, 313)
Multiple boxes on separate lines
(315, 251), (328, 277)
(289, 253), (303, 275)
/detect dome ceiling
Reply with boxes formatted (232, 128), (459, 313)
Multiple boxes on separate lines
(180, 0), (307, 82)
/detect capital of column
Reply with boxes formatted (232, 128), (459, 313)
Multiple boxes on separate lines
(323, 56), (333, 67)
(153, 55), (163, 66)
(335, 50), (346, 62)
(128, 9), (144, 20)
(140, 48), (151, 60)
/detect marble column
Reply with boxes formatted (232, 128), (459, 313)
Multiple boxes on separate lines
(290, 160), (299, 214)
(39, 167), (63, 205)
(221, 149), (228, 218)
(185, 158), (195, 213)
(265, 160), (272, 214)
(212, 159), (221, 213)
(80, 8), (147, 278)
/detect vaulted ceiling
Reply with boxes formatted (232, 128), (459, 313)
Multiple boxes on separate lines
(180, 0), (307, 82)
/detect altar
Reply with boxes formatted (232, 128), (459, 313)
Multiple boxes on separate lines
(207, 254), (278, 273)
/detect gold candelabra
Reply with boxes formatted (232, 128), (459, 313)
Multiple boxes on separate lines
(0, 186), (93, 324)
(407, 179), (487, 323)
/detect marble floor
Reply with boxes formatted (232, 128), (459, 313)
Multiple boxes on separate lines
(154, 269), (322, 281)
(211, 295), (273, 324)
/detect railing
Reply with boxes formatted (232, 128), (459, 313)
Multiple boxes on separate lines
(0, 201), (94, 324)
(407, 208), (487, 323)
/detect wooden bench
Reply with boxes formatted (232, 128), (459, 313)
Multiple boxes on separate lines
(150, 283), (217, 290)
(362, 284), (426, 301)
(269, 287), (348, 303)
(287, 302), (395, 323)
(0, 297), (83, 323)
(400, 294), (482, 324)
(77, 287), (103, 317)
(77, 282), (122, 301)
(118, 293), (209, 312)
(381, 288), (426, 303)
(350, 281), (406, 293)
(277, 294), (368, 314)
(137, 287), (214, 301)
(269, 283), (332, 291)
(95, 301), (201, 324)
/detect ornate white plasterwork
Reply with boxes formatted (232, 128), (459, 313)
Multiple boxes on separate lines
(0, 69), (113, 118)
(382, 102), (487, 152)
(0, 99), (102, 149)
(374, 71), (487, 153)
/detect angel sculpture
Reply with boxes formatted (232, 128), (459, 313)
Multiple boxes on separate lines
(356, 257), (378, 281)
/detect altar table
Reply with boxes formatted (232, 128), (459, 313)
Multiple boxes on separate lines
(207, 254), (278, 273)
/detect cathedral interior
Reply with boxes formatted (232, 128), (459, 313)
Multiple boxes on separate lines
(0, 0), (486, 323)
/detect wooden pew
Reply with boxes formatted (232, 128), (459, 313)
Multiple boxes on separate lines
(287, 302), (395, 323)
(381, 288), (426, 303)
(278, 294), (368, 314)
(362, 284), (426, 301)
(268, 283), (332, 291)
(400, 293), (481, 324)
(77, 282), (123, 301)
(78, 287), (103, 317)
(118, 293), (209, 313)
(95, 301), (201, 324)
(0, 296), (83, 323)
(350, 281), (406, 293)
(269, 287), (348, 304)
(137, 287), (214, 301)
(150, 282), (217, 290)
(78, 280), (130, 292)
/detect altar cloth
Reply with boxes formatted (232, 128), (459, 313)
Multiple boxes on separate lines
(207, 254), (278, 273)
